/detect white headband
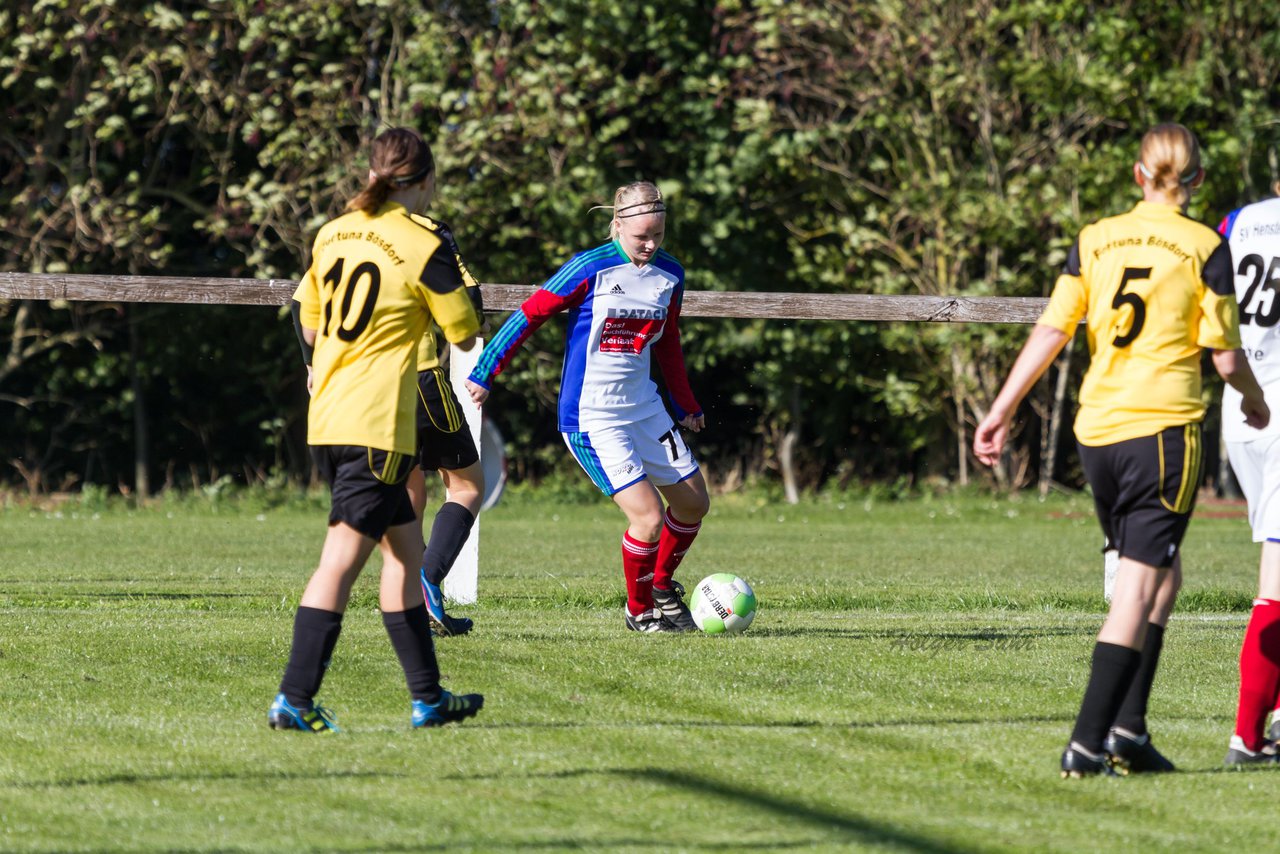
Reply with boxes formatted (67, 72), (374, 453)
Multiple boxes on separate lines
(1138, 161), (1199, 185)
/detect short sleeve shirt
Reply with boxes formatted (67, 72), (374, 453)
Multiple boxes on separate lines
(293, 201), (481, 453)
(1219, 197), (1280, 442)
(1038, 200), (1240, 445)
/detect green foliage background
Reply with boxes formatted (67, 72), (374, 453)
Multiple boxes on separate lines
(2, 0), (1279, 493)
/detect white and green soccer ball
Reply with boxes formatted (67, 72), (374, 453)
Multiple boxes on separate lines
(689, 573), (757, 635)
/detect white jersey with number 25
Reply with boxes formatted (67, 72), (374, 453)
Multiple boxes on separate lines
(1220, 197), (1280, 442)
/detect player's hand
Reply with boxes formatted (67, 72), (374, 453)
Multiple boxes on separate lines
(681, 413), (705, 433)
(972, 409), (1010, 467)
(306, 365), (314, 397)
(1242, 393), (1270, 430)
(465, 379), (489, 407)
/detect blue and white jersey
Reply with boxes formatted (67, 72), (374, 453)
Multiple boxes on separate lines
(469, 241), (701, 432)
(1220, 197), (1280, 441)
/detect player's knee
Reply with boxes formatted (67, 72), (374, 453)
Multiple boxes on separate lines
(448, 488), (483, 515)
(633, 513), (664, 542)
(672, 490), (709, 523)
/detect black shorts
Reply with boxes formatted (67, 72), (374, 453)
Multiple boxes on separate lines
(416, 367), (480, 471)
(312, 445), (416, 540)
(1078, 422), (1204, 568)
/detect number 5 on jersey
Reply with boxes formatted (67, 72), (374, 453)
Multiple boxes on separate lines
(1112, 266), (1150, 347)
(322, 258), (382, 341)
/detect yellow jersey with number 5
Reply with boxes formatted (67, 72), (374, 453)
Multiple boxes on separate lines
(293, 201), (481, 454)
(1039, 200), (1240, 446)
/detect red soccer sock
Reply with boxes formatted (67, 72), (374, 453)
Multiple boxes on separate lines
(621, 532), (659, 616)
(1234, 598), (1280, 751)
(654, 510), (701, 590)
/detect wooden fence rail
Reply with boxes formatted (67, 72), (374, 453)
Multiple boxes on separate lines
(0, 273), (1049, 323)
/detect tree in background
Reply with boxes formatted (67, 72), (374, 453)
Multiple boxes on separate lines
(1, 0), (1278, 495)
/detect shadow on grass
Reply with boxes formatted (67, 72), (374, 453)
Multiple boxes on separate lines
(428, 766), (981, 853)
(636, 766), (980, 853)
(0, 590), (262, 600)
(494, 626), (1089, 645)
(149, 845), (824, 850)
(5, 768), (401, 790)
(476, 713), (1075, 731)
(84, 841), (821, 854)
(751, 626), (1082, 641)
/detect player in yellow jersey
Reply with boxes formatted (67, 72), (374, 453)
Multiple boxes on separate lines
(404, 216), (486, 637)
(269, 128), (485, 732)
(974, 123), (1269, 776)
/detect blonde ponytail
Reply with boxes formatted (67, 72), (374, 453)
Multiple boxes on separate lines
(1137, 123), (1202, 204)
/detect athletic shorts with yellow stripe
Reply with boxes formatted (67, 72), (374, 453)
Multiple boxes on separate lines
(1077, 422), (1204, 568)
(415, 367), (480, 472)
(311, 444), (416, 540)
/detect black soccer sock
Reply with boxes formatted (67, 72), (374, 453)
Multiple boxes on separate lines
(1069, 641), (1142, 753)
(278, 606), (344, 708)
(382, 604), (443, 704)
(1112, 623), (1165, 736)
(421, 502), (476, 587)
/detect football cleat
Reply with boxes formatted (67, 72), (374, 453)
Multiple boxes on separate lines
(422, 572), (474, 637)
(268, 693), (340, 733)
(624, 607), (683, 633)
(652, 581), (697, 632)
(1103, 728), (1175, 774)
(1060, 743), (1117, 778)
(412, 690), (485, 728)
(1224, 735), (1280, 767)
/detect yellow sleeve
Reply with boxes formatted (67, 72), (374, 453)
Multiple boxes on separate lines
(413, 239), (481, 344)
(1038, 273), (1087, 333)
(1197, 290), (1242, 350)
(427, 287), (482, 343)
(292, 265), (322, 330)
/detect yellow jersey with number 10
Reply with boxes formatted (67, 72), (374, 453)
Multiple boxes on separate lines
(1039, 200), (1241, 446)
(293, 201), (481, 454)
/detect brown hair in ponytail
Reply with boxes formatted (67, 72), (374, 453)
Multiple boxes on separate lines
(345, 128), (435, 214)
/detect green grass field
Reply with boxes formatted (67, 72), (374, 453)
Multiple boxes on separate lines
(1, 490), (1275, 852)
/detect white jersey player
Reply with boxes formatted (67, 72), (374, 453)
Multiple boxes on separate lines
(1219, 187), (1280, 764)
(466, 182), (711, 634)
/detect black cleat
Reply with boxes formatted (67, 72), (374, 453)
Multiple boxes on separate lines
(1060, 743), (1117, 778)
(625, 607), (665, 633)
(652, 581), (697, 632)
(1104, 729), (1175, 774)
(624, 607), (686, 633)
(1225, 736), (1280, 767)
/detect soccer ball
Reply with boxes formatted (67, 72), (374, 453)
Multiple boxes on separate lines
(689, 573), (757, 634)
